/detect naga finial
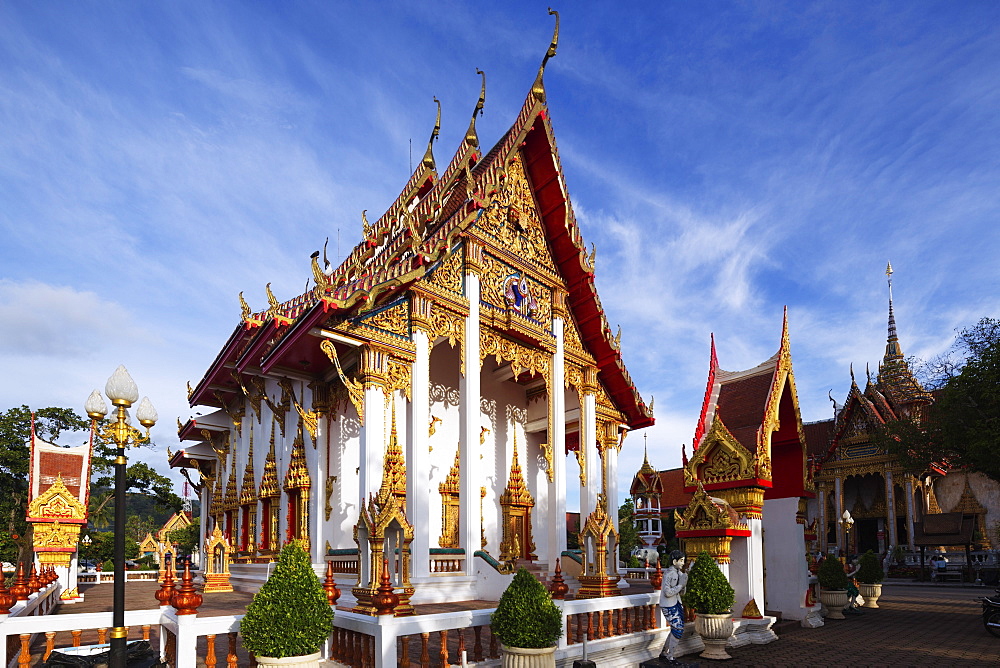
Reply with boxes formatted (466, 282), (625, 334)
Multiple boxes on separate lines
(362, 209), (372, 240)
(421, 97), (442, 172)
(614, 325), (622, 348)
(310, 250), (330, 291)
(532, 9), (560, 102)
(265, 282), (280, 315)
(465, 69), (486, 147)
(239, 291), (251, 321)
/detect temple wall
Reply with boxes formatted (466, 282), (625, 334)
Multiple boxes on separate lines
(934, 471), (1000, 544)
(762, 497), (811, 621)
(428, 342), (463, 549)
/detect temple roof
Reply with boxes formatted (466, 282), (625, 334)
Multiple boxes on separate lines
(188, 14), (652, 430)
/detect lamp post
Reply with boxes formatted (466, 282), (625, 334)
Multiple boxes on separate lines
(86, 366), (157, 668)
(840, 509), (855, 556)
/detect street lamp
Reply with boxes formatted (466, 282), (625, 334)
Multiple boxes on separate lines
(840, 509), (855, 555)
(86, 365), (157, 668)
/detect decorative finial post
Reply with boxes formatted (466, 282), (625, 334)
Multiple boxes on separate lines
(373, 557), (399, 616)
(324, 560), (342, 607)
(10, 563), (29, 601)
(155, 554), (176, 608)
(549, 558), (569, 600)
(650, 558), (663, 590)
(0, 568), (15, 614)
(171, 558), (203, 615)
(28, 564), (41, 592)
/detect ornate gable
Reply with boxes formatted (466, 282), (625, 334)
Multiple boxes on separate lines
(27, 474), (86, 523)
(684, 414), (761, 489)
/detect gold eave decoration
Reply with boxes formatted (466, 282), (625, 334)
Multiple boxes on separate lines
(28, 474), (87, 522)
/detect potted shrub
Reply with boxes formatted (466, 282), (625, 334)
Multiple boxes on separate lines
(241, 542), (334, 668)
(817, 556), (850, 620)
(855, 550), (884, 608)
(683, 551), (736, 661)
(490, 567), (563, 667)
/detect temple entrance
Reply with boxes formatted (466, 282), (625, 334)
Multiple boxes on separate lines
(857, 518), (879, 554)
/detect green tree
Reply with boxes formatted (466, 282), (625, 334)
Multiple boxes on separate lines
(618, 498), (641, 562)
(168, 522), (201, 556)
(874, 318), (1000, 482)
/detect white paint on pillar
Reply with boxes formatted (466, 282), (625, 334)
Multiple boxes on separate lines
(818, 488), (827, 553)
(549, 318), (567, 566)
(580, 391), (598, 519)
(834, 476), (843, 553)
(460, 273), (481, 559)
(310, 406), (326, 563)
(409, 329), (431, 578)
(360, 384), (386, 505)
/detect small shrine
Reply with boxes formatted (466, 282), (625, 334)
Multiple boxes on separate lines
(202, 525), (233, 593)
(576, 493), (620, 598)
(27, 431), (93, 603)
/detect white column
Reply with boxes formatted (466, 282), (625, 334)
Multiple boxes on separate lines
(310, 405), (326, 563)
(459, 273), (481, 559)
(886, 470), (897, 549)
(548, 317), (567, 567)
(818, 487), (827, 553)
(605, 442), (623, 583)
(834, 476), (843, 553)
(905, 478), (916, 550)
(359, 383), (385, 505)
(579, 387), (598, 519)
(409, 329), (431, 578)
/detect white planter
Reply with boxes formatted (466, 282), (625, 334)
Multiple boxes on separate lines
(859, 583), (882, 608)
(501, 644), (557, 668)
(694, 612), (734, 661)
(820, 589), (849, 620)
(253, 651), (321, 668)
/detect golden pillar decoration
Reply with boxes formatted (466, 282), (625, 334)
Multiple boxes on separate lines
(576, 493), (621, 598)
(499, 432), (536, 562)
(257, 419), (281, 557)
(438, 446), (461, 549)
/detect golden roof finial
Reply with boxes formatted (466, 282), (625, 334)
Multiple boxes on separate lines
(362, 209), (372, 240)
(265, 282), (280, 316)
(464, 69), (486, 148)
(239, 291), (251, 321)
(531, 8), (560, 103)
(421, 97), (442, 172)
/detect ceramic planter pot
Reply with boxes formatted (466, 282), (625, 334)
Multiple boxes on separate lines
(820, 589), (849, 620)
(858, 583), (882, 608)
(254, 651), (321, 668)
(694, 612), (734, 660)
(501, 644), (556, 668)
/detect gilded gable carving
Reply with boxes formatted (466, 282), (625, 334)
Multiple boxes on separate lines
(475, 153), (559, 276)
(27, 474), (86, 522)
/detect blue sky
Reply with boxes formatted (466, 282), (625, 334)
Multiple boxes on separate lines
(2, 1), (999, 508)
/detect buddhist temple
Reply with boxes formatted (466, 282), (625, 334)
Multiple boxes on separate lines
(169, 13), (654, 608)
(807, 263), (998, 557)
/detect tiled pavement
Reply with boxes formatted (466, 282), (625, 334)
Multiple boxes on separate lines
(27, 581), (1000, 666)
(675, 584), (999, 667)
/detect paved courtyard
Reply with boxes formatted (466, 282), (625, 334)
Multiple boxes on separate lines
(677, 583), (999, 667)
(30, 581), (1000, 666)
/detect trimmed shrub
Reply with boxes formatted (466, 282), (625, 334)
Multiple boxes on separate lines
(490, 567), (563, 648)
(682, 551), (735, 615)
(240, 542), (334, 658)
(818, 556), (850, 590)
(626, 556), (641, 569)
(856, 550), (884, 584)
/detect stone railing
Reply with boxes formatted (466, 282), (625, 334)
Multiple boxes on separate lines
(1, 581), (665, 668)
(76, 571), (160, 585)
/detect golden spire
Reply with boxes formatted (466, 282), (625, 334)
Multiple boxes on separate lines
(464, 69), (486, 148)
(531, 8), (560, 103)
(258, 419), (280, 499)
(376, 402), (407, 507)
(638, 433), (655, 476)
(283, 420), (311, 490)
(421, 97), (442, 172)
(239, 424), (257, 506)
